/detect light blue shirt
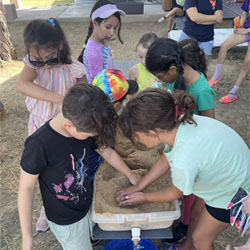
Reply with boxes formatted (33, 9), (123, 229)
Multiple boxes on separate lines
(165, 115), (250, 208)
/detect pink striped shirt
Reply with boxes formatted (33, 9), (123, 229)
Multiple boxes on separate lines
(23, 55), (86, 135)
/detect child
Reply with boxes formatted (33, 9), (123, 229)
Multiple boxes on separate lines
(128, 32), (158, 90)
(116, 88), (250, 250)
(146, 38), (215, 118)
(92, 69), (143, 169)
(18, 83), (140, 250)
(179, 38), (207, 78)
(17, 18), (86, 136)
(16, 18), (86, 232)
(78, 0), (125, 84)
(158, 0), (185, 34)
(145, 37), (214, 243)
(209, 0), (250, 103)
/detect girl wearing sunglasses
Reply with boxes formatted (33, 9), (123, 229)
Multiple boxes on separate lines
(16, 18), (86, 233)
(17, 18), (86, 135)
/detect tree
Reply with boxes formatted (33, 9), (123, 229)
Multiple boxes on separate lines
(0, 0), (17, 61)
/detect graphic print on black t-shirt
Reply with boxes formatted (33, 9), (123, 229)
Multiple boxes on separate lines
(52, 149), (89, 204)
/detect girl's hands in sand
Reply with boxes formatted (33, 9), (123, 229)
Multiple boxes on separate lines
(119, 192), (147, 207)
(128, 173), (141, 185)
(116, 184), (143, 202)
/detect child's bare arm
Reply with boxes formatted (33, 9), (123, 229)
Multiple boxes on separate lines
(200, 108), (215, 119)
(96, 147), (141, 185)
(116, 153), (171, 199)
(17, 65), (64, 105)
(119, 184), (183, 207)
(18, 168), (39, 250)
(128, 65), (138, 81)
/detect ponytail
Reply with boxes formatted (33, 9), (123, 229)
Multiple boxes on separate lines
(178, 38), (207, 78)
(78, 20), (94, 63)
(173, 91), (197, 125)
(173, 56), (185, 90)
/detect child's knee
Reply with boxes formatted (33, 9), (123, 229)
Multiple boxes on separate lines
(192, 230), (211, 248)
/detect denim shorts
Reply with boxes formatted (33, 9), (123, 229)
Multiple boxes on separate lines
(48, 215), (93, 250)
(178, 31), (214, 55)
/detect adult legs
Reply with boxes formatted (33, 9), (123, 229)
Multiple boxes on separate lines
(210, 34), (246, 83)
(220, 43), (250, 103)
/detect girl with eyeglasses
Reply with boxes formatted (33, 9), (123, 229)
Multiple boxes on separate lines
(146, 38), (215, 118)
(16, 17), (86, 233)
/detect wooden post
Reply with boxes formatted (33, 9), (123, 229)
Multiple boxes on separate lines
(162, 0), (172, 11)
(0, 0), (17, 61)
(10, 0), (22, 9)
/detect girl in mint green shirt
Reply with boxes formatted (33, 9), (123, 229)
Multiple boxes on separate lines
(146, 37), (215, 244)
(116, 89), (250, 250)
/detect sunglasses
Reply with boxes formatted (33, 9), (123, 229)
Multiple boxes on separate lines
(28, 51), (60, 67)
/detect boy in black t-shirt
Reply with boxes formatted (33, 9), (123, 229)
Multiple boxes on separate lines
(18, 83), (140, 250)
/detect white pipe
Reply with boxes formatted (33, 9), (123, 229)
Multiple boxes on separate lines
(131, 227), (141, 247)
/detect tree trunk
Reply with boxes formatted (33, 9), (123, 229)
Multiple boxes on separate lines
(0, 0), (17, 61)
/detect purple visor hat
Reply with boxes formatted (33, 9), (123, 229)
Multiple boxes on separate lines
(91, 4), (126, 20)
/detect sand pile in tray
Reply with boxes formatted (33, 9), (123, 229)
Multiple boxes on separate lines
(94, 133), (176, 214)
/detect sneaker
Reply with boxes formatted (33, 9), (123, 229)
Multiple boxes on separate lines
(208, 75), (223, 87)
(36, 206), (50, 232)
(220, 95), (238, 104)
(161, 222), (188, 245)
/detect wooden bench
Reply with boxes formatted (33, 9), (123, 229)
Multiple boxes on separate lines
(169, 28), (248, 47)
(172, 0), (243, 31)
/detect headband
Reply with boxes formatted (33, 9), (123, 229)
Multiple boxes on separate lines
(91, 4), (126, 21)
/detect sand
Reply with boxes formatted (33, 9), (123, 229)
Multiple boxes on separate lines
(94, 133), (176, 215)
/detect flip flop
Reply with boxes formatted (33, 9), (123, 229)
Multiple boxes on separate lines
(208, 75), (223, 87)
(220, 95), (238, 104)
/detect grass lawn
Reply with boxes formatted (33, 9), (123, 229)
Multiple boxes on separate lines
(3, 0), (75, 7)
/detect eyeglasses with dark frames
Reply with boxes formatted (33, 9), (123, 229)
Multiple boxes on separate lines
(28, 50), (60, 67)
(155, 72), (166, 82)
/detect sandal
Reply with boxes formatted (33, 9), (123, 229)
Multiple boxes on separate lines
(220, 94), (238, 104)
(208, 75), (223, 87)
